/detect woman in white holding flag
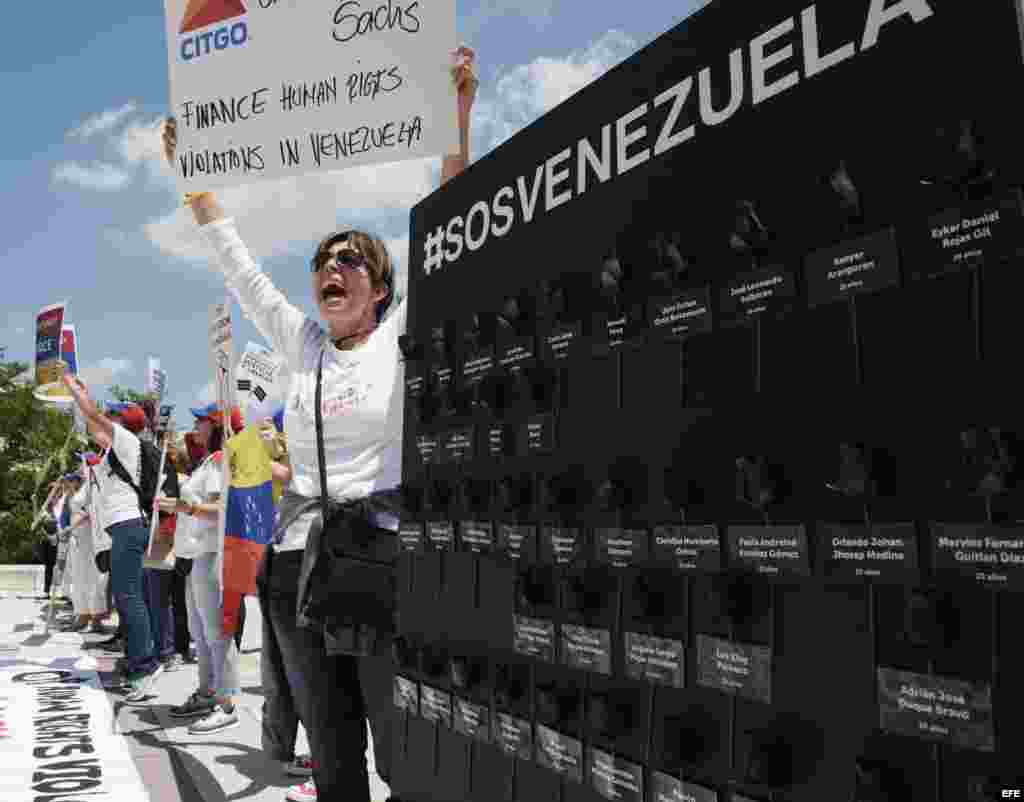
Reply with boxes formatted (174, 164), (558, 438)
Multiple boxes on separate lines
(162, 46), (479, 802)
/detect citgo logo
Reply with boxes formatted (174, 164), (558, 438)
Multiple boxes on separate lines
(179, 0), (249, 62)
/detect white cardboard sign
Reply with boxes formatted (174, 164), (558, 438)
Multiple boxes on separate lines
(164, 0), (458, 192)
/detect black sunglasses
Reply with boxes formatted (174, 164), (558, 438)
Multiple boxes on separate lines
(312, 250), (368, 273)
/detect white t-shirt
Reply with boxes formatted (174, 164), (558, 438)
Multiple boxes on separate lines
(174, 458), (224, 558)
(202, 218), (406, 552)
(95, 423), (144, 528)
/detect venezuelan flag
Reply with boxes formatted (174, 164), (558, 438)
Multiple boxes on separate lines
(222, 424), (275, 636)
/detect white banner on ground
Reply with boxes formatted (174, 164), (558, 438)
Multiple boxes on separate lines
(0, 657), (150, 802)
(163, 0), (458, 192)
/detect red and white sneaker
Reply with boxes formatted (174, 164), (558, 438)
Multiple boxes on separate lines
(285, 779), (316, 802)
(285, 755), (314, 777)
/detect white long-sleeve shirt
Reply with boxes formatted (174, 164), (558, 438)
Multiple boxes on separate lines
(201, 218), (406, 551)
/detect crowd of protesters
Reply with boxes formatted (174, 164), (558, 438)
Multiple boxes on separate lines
(33, 43), (478, 802)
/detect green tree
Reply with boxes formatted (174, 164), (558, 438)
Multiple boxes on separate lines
(108, 385), (151, 404)
(0, 358), (80, 563)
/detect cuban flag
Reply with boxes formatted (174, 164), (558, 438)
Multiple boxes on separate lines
(221, 424), (275, 636)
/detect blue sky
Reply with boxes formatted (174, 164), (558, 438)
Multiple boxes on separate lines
(0, 1), (707, 429)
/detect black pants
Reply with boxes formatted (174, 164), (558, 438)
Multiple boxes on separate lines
(235, 597), (246, 651)
(171, 560), (192, 656)
(42, 541), (57, 595)
(257, 548), (393, 802)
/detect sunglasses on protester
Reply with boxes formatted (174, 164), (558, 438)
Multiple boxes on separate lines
(311, 249), (369, 274)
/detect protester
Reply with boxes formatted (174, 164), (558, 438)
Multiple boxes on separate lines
(38, 482), (62, 597)
(162, 403), (244, 734)
(163, 46), (479, 802)
(66, 464), (109, 631)
(60, 378), (165, 702)
(168, 442), (195, 663)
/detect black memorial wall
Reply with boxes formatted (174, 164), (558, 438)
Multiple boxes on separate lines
(392, 1), (1024, 800)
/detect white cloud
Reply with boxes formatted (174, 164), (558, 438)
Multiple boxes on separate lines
(68, 104), (137, 140)
(474, 30), (637, 154)
(79, 357), (133, 388)
(142, 158), (436, 264)
(53, 161), (133, 191)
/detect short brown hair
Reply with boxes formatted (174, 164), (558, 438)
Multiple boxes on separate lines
(311, 230), (394, 322)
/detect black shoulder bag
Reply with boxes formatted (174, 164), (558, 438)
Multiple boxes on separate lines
(297, 349), (400, 634)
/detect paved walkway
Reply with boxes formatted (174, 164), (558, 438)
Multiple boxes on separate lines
(0, 592), (390, 802)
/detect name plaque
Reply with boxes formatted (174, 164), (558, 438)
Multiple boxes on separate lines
(719, 266), (796, 327)
(596, 527), (650, 568)
(513, 615), (555, 662)
(544, 322), (581, 362)
(459, 520), (495, 554)
(695, 634), (772, 704)
(877, 667), (994, 751)
(398, 523), (425, 554)
(498, 524), (538, 562)
(420, 685), (452, 728)
(493, 712), (533, 759)
(536, 724), (583, 782)
(427, 521), (455, 552)
(931, 523), (1024, 589)
(820, 522), (919, 583)
(726, 525), (810, 577)
(647, 285), (713, 341)
(804, 227), (901, 307)
(650, 773), (719, 802)
(915, 189), (1024, 279)
(393, 676), (419, 714)
(652, 525), (722, 573)
(453, 697), (491, 743)
(624, 633), (684, 688)
(541, 526), (583, 566)
(561, 624), (611, 675)
(589, 748), (643, 802)
(415, 434), (442, 466)
(442, 426), (475, 463)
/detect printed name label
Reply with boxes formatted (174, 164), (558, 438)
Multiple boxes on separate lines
(420, 685), (452, 728)
(398, 523), (425, 554)
(589, 747), (643, 802)
(561, 624), (611, 675)
(415, 434), (441, 465)
(427, 521), (455, 552)
(493, 712), (533, 759)
(513, 615), (555, 662)
(544, 322), (581, 362)
(536, 724), (583, 782)
(650, 772), (719, 802)
(442, 427), (475, 463)
(459, 520), (494, 554)
(804, 227), (901, 307)
(453, 697), (490, 742)
(393, 676), (419, 714)
(652, 524), (722, 573)
(624, 633), (684, 688)
(596, 528), (649, 568)
(648, 285), (713, 341)
(541, 526), (582, 565)
(461, 347), (494, 386)
(498, 524), (537, 561)
(916, 189), (1024, 278)
(726, 525), (810, 577)
(820, 522), (919, 582)
(719, 266), (796, 327)
(521, 413), (556, 455)
(696, 634), (772, 704)
(931, 523), (1024, 589)
(877, 667), (994, 751)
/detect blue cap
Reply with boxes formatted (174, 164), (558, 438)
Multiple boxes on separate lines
(190, 402), (218, 420)
(106, 402), (131, 415)
(272, 406), (285, 433)
(63, 472), (81, 482)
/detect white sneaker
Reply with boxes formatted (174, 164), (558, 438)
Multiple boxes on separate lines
(188, 705), (240, 735)
(285, 779), (317, 802)
(125, 663), (165, 703)
(285, 754), (314, 777)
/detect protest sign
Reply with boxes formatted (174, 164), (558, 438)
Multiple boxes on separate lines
(0, 658), (150, 802)
(33, 303), (65, 396)
(237, 341), (285, 407)
(60, 326), (79, 376)
(163, 0), (458, 192)
(147, 357), (168, 401)
(209, 300), (236, 426)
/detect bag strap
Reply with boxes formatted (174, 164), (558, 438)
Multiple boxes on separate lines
(108, 446), (148, 523)
(315, 349), (330, 521)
